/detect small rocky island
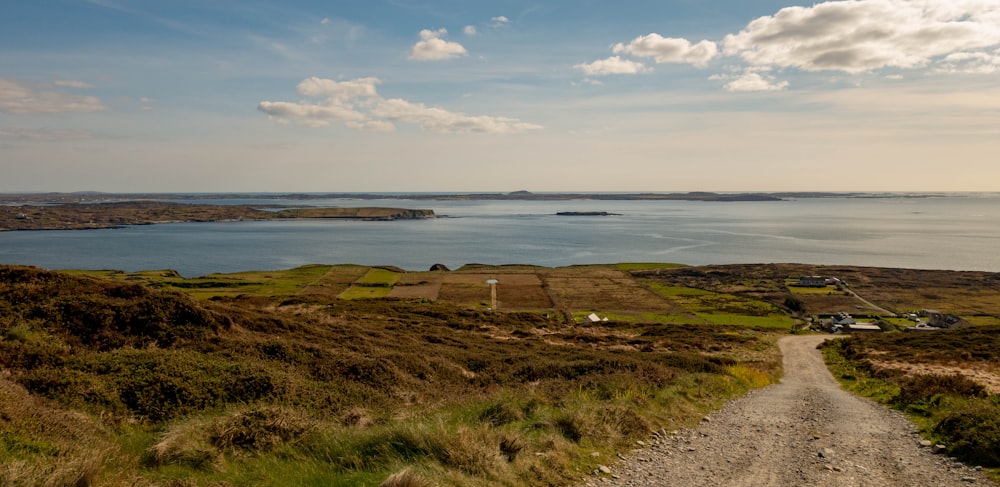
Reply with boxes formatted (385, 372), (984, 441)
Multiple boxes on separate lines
(555, 211), (622, 216)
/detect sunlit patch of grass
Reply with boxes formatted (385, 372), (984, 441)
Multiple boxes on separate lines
(786, 285), (843, 295)
(70, 265), (339, 300)
(339, 268), (402, 300)
(571, 310), (704, 325)
(964, 316), (1000, 326)
(696, 313), (793, 329)
(725, 365), (773, 389)
(645, 283), (792, 329)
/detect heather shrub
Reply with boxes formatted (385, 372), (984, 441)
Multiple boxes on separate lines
(933, 400), (1000, 467)
(895, 373), (986, 406)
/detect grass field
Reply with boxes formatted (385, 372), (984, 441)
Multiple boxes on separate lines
(6, 262), (1000, 485)
(338, 268), (402, 299)
(646, 283), (794, 329)
(0, 264), (785, 486)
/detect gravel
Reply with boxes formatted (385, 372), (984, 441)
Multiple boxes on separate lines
(577, 335), (995, 487)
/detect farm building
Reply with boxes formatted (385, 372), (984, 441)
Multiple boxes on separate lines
(824, 312), (881, 333)
(796, 276), (828, 287)
(920, 310), (972, 329)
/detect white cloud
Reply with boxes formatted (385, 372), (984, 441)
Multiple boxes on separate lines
(613, 33), (718, 67)
(0, 78), (107, 114)
(259, 77), (542, 134)
(575, 56), (649, 76)
(464, 25), (477, 36)
(295, 76), (380, 99)
(372, 98), (542, 134)
(719, 70), (790, 92)
(491, 16), (509, 28)
(723, 0), (1000, 73)
(345, 120), (397, 132)
(320, 17), (330, 25)
(257, 101), (367, 127)
(409, 28), (468, 61)
(936, 51), (1000, 73)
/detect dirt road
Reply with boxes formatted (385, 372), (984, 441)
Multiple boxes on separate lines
(579, 335), (994, 486)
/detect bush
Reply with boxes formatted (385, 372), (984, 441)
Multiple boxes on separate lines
(894, 373), (986, 406)
(934, 400), (1000, 467)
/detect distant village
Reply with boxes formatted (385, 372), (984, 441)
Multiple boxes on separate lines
(793, 275), (971, 334)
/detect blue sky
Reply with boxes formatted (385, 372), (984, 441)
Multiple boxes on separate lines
(2, 0), (999, 192)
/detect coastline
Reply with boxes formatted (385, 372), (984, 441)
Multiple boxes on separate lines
(0, 201), (436, 232)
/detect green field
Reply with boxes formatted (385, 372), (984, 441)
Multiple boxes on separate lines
(647, 283), (794, 329)
(338, 268), (402, 299)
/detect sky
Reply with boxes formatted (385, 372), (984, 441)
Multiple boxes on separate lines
(2, 0), (999, 193)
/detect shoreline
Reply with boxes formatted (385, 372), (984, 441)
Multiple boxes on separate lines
(0, 201), (436, 232)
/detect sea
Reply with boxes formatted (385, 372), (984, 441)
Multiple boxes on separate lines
(1, 194), (998, 277)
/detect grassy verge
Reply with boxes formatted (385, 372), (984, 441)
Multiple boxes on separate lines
(821, 332), (1000, 482)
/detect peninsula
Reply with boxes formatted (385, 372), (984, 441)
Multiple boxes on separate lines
(0, 201), (435, 231)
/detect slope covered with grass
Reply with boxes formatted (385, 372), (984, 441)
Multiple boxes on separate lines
(0, 265), (782, 486)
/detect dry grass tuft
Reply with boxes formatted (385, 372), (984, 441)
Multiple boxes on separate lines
(340, 406), (375, 428)
(439, 426), (506, 476)
(145, 419), (221, 471)
(379, 468), (431, 487)
(208, 405), (317, 455)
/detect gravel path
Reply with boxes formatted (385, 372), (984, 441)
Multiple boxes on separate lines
(578, 335), (994, 487)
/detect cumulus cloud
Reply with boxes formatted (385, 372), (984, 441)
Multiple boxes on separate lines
(723, 0), (1000, 73)
(0, 78), (107, 114)
(936, 50), (1000, 73)
(258, 77), (542, 134)
(583, 0), (1000, 92)
(295, 76), (380, 99)
(491, 16), (509, 28)
(409, 28), (468, 61)
(613, 33), (718, 67)
(575, 56), (649, 76)
(714, 69), (790, 92)
(372, 98), (542, 134)
(464, 25), (477, 36)
(345, 120), (397, 132)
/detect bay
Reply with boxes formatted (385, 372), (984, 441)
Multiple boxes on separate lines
(1, 195), (998, 277)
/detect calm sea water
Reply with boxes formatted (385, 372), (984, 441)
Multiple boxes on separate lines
(1, 195), (998, 277)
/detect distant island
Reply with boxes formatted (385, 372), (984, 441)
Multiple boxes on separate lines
(0, 190), (786, 204)
(0, 191), (953, 232)
(555, 211), (622, 216)
(0, 201), (435, 231)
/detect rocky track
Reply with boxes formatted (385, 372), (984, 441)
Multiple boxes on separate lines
(579, 335), (994, 487)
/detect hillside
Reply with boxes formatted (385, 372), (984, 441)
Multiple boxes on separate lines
(0, 264), (782, 486)
(3, 262), (998, 485)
